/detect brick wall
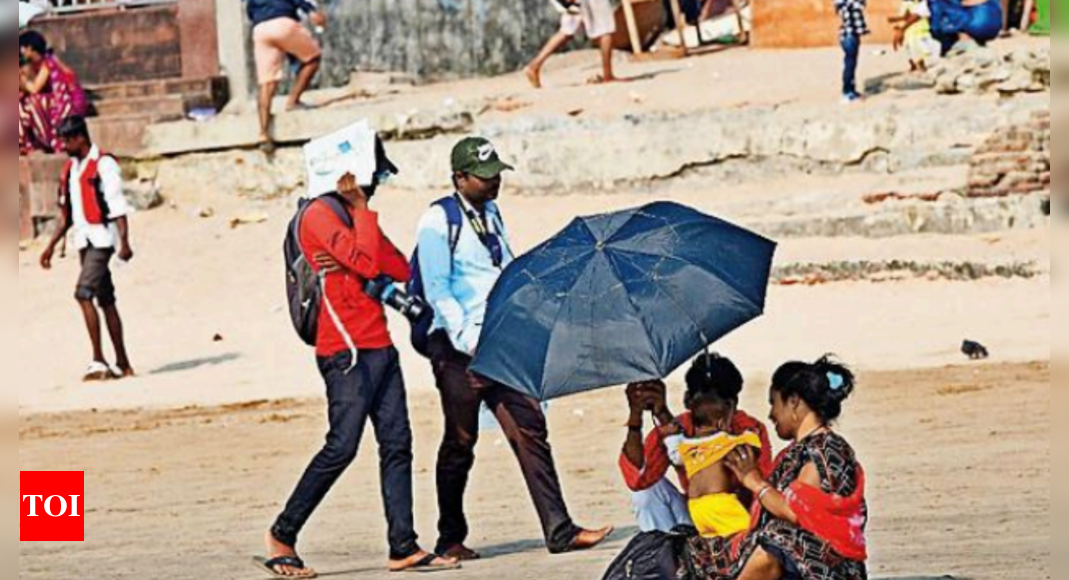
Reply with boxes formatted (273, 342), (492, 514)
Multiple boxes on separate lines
(967, 110), (1050, 198)
(32, 7), (183, 86)
(752, 0), (899, 48)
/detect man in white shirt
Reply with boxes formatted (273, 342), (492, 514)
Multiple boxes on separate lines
(415, 138), (612, 559)
(40, 116), (135, 381)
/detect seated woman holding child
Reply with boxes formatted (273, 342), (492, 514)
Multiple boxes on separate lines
(620, 354), (774, 536)
(19, 31), (89, 155)
(683, 356), (869, 580)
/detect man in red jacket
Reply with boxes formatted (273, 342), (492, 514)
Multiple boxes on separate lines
(620, 355), (773, 534)
(259, 172), (457, 578)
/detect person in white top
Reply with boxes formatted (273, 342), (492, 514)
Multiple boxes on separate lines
(40, 116), (136, 381)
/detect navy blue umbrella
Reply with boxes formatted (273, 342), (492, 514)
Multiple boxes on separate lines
(470, 202), (777, 401)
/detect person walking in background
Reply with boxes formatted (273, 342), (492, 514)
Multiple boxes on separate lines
(415, 137), (613, 560)
(524, 0), (618, 88)
(18, 30), (89, 154)
(39, 116), (135, 382)
(257, 161), (460, 577)
(835, 0), (869, 103)
(246, 0), (326, 152)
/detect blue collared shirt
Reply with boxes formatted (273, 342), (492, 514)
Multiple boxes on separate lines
(416, 195), (514, 354)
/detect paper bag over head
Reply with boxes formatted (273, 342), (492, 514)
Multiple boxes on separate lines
(304, 119), (377, 198)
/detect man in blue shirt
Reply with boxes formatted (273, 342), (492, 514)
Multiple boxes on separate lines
(416, 138), (613, 560)
(245, 0), (326, 151)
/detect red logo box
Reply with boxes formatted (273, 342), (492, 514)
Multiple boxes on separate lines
(20, 472), (85, 542)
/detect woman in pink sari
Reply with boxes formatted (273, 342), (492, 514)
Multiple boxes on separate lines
(19, 31), (89, 154)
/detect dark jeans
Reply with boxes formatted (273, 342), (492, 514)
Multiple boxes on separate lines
(428, 331), (580, 554)
(930, 0), (1004, 55)
(272, 348), (419, 560)
(841, 34), (861, 97)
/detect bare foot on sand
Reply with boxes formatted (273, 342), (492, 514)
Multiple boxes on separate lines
(257, 531), (317, 578)
(555, 526), (615, 554)
(524, 66), (543, 89)
(285, 101), (318, 112)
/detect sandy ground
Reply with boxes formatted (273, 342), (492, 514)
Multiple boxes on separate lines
(17, 37), (1051, 579)
(281, 36), (1049, 126)
(16, 181), (1050, 414)
(18, 362), (1049, 580)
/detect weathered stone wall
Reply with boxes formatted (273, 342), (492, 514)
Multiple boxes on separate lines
(318, 0), (563, 85)
(18, 156), (67, 242)
(33, 7), (184, 86)
(30, 0), (221, 87)
(968, 110), (1050, 198)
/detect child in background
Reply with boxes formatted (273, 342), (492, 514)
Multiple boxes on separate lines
(663, 358), (764, 539)
(834, 0), (870, 103)
(890, 0), (940, 72)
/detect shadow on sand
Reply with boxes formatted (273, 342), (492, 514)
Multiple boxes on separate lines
(150, 353), (242, 375)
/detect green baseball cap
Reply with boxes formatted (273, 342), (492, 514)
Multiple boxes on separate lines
(451, 137), (514, 180)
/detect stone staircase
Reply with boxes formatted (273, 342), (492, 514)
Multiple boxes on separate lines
(86, 76), (229, 157)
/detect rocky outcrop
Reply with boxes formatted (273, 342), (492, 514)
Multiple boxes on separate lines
(932, 45), (1050, 96)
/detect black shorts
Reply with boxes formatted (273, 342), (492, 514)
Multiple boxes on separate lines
(76, 247), (117, 307)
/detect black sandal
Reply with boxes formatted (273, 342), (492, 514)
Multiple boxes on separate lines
(252, 555), (317, 578)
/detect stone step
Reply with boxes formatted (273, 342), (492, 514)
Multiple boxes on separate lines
(88, 115), (158, 159)
(85, 77), (228, 105)
(93, 95), (189, 120)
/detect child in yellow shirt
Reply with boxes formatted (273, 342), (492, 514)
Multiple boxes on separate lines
(890, 0), (940, 72)
(664, 362), (762, 539)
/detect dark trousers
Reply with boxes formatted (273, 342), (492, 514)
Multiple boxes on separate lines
(841, 34), (861, 97)
(428, 331), (580, 554)
(272, 348), (420, 560)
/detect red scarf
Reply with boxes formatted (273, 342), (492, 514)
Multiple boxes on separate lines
(784, 467), (868, 562)
(736, 455), (868, 562)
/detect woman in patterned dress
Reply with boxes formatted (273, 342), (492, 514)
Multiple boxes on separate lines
(684, 356), (869, 580)
(19, 31), (89, 154)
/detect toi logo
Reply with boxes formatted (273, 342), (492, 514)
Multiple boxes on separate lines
(20, 472), (85, 542)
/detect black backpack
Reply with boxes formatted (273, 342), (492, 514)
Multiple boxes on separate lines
(601, 531), (694, 580)
(406, 196), (464, 358)
(284, 193), (353, 347)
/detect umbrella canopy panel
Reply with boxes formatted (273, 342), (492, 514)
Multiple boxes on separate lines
(472, 202), (776, 401)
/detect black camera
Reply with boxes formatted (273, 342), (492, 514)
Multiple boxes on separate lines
(364, 276), (427, 322)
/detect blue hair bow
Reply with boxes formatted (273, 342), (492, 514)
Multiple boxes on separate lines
(827, 372), (845, 391)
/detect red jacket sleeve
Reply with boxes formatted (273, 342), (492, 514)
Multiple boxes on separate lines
(301, 203), (383, 281)
(379, 235), (412, 284)
(619, 430), (671, 492)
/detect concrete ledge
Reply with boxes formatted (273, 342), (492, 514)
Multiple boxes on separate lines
(142, 104), (477, 158)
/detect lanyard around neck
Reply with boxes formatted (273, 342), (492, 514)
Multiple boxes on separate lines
(455, 194), (505, 269)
